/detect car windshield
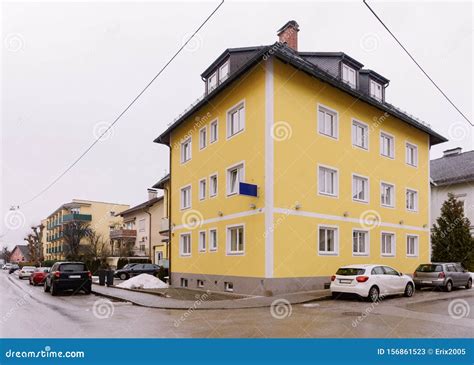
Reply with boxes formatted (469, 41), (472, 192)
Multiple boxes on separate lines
(60, 263), (86, 272)
(416, 264), (443, 272)
(336, 268), (366, 276)
(122, 264), (137, 270)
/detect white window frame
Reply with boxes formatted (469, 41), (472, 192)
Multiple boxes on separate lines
(406, 234), (419, 257)
(381, 231), (396, 257)
(180, 137), (192, 163)
(226, 224), (245, 255)
(219, 60), (230, 83)
(224, 282), (234, 292)
(405, 142), (418, 167)
(406, 188), (418, 212)
(317, 103), (339, 139)
(352, 173), (370, 203)
(209, 228), (218, 251)
(180, 185), (192, 210)
(199, 178), (206, 201)
(226, 161), (244, 196)
(207, 71), (217, 92)
(380, 131), (395, 159)
(179, 233), (191, 257)
(352, 119), (369, 150)
(209, 119), (218, 143)
(380, 181), (395, 208)
(370, 79), (383, 101)
(226, 100), (245, 139)
(352, 229), (369, 256)
(342, 63), (357, 88)
(318, 164), (339, 198)
(209, 173), (218, 197)
(317, 225), (339, 256)
(198, 230), (206, 252)
(197, 279), (204, 288)
(199, 126), (207, 150)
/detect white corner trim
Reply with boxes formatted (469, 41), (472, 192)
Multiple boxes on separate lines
(265, 57), (274, 278)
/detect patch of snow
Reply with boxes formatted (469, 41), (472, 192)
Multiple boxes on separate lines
(302, 303), (320, 308)
(116, 273), (168, 290)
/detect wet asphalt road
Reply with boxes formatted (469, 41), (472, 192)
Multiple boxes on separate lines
(1, 271), (473, 338)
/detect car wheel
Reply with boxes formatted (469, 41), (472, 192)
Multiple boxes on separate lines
(466, 278), (472, 290)
(119, 273), (128, 280)
(404, 283), (414, 297)
(51, 283), (58, 296)
(445, 280), (453, 292)
(368, 286), (380, 302)
(44, 281), (50, 292)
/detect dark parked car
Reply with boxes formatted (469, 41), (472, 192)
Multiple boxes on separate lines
(8, 264), (20, 274)
(114, 263), (161, 280)
(44, 262), (92, 296)
(413, 263), (472, 291)
(29, 267), (51, 286)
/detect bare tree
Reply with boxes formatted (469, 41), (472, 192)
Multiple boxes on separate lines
(0, 246), (12, 262)
(24, 224), (44, 265)
(84, 231), (110, 267)
(63, 221), (92, 261)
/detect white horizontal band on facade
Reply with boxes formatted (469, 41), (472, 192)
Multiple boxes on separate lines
(273, 207), (429, 232)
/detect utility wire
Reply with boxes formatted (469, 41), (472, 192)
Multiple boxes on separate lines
(363, 0), (473, 126)
(19, 0), (225, 207)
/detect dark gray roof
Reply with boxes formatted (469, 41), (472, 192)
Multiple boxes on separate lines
(117, 197), (163, 216)
(13, 245), (30, 259)
(152, 174), (170, 189)
(154, 42), (447, 146)
(431, 150), (474, 186)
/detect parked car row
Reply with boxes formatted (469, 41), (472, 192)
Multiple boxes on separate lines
(330, 262), (472, 302)
(114, 263), (162, 280)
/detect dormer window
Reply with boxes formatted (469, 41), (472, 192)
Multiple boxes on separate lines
(219, 61), (230, 83)
(208, 72), (217, 92)
(342, 64), (356, 89)
(370, 80), (383, 101)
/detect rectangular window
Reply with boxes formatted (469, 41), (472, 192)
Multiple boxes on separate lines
(318, 105), (338, 139)
(407, 235), (418, 256)
(199, 231), (206, 252)
(352, 175), (369, 203)
(197, 279), (204, 288)
(199, 179), (206, 200)
(380, 132), (394, 158)
(318, 166), (338, 197)
(381, 232), (395, 256)
(180, 138), (192, 163)
(370, 80), (383, 101)
(180, 234), (191, 256)
(138, 218), (145, 232)
(227, 103), (245, 138)
(227, 163), (243, 196)
(353, 230), (369, 255)
(199, 127), (207, 150)
(181, 278), (188, 287)
(209, 174), (218, 197)
(342, 64), (356, 88)
(381, 182), (395, 207)
(219, 61), (230, 83)
(227, 225), (244, 255)
(224, 282), (234, 292)
(209, 229), (217, 251)
(318, 226), (338, 255)
(210, 120), (218, 143)
(352, 120), (369, 149)
(406, 142), (418, 166)
(208, 72), (217, 92)
(406, 189), (418, 211)
(180, 186), (191, 210)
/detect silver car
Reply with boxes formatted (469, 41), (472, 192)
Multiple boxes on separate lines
(18, 266), (36, 279)
(413, 263), (472, 292)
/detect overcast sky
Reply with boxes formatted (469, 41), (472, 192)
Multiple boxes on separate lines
(1, 0), (472, 248)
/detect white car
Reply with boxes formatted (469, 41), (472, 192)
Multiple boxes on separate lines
(330, 264), (415, 302)
(2, 263), (13, 270)
(18, 266), (36, 279)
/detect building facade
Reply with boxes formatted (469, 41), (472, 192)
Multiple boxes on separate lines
(10, 245), (30, 263)
(431, 148), (474, 235)
(154, 21), (447, 295)
(44, 199), (129, 261)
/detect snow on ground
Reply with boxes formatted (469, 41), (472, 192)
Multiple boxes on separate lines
(116, 273), (168, 289)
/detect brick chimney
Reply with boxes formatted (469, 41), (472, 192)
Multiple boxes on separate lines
(147, 188), (157, 200)
(277, 20), (300, 51)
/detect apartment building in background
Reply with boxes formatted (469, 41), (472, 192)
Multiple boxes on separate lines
(154, 21), (447, 295)
(431, 148), (474, 235)
(44, 199), (129, 261)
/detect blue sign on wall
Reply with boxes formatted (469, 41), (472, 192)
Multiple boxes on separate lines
(239, 182), (258, 197)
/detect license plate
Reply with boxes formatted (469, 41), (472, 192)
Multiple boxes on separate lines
(69, 275), (81, 279)
(422, 280), (432, 284)
(339, 279), (352, 284)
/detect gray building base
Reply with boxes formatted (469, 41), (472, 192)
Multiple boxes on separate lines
(171, 272), (331, 296)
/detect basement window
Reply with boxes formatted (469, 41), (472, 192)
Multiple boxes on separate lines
(197, 279), (205, 288)
(180, 278), (189, 288)
(224, 282), (234, 292)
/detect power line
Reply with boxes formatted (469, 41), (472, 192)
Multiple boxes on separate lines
(363, 0), (473, 126)
(19, 0), (225, 207)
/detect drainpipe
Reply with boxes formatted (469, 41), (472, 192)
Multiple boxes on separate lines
(146, 210), (152, 262)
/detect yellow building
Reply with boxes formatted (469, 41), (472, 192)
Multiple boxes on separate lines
(154, 21), (447, 295)
(44, 199), (129, 261)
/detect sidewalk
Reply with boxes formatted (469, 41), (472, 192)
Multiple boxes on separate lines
(92, 284), (331, 310)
